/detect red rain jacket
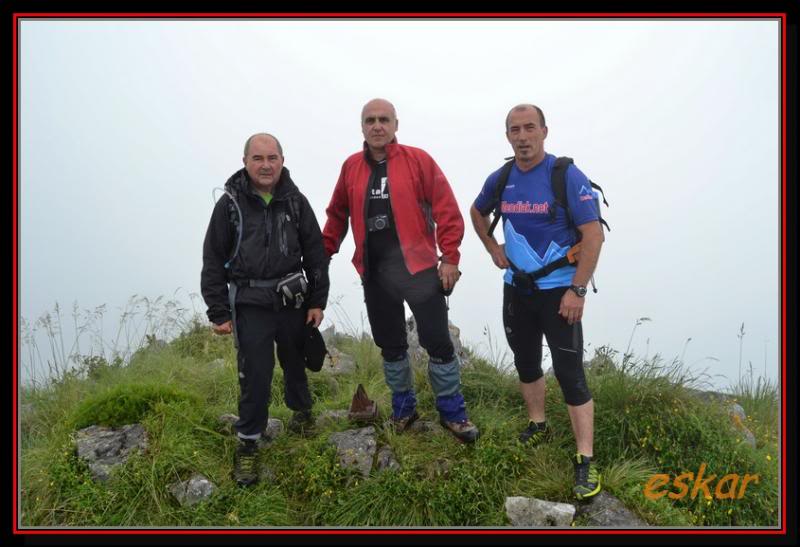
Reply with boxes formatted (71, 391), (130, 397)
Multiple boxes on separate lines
(323, 141), (464, 276)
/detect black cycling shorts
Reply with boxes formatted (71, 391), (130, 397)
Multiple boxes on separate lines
(502, 284), (592, 406)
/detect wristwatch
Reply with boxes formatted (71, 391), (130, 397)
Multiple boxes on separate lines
(569, 284), (588, 297)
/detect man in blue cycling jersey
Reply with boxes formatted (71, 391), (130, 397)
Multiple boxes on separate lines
(470, 104), (605, 500)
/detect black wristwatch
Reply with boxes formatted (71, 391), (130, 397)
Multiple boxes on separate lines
(569, 284), (588, 297)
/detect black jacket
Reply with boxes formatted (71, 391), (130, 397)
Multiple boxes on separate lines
(201, 167), (330, 325)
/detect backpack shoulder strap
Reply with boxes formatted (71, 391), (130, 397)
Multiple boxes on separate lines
(224, 187), (244, 270)
(590, 181), (609, 207)
(549, 156), (574, 224)
(550, 158), (612, 234)
(590, 181), (611, 232)
(227, 187), (241, 226)
(486, 159), (515, 238)
(288, 195), (302, 231)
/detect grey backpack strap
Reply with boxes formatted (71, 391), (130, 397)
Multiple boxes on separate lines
(228, 282), (239, 350)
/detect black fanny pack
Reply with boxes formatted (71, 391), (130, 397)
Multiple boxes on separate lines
(511, 270), (538, 293)
(276, 272), (308, 308)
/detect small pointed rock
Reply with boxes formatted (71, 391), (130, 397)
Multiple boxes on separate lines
(348, 384), (378, 423)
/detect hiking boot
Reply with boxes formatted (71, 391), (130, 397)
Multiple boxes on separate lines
(389, 410), (419, 433)
(287, 409), (314, 435)
(518, 421), (550, 446)
(232, 439), (259, 487)
(573, 454), (602, 500)
(440, 418), (480, 444)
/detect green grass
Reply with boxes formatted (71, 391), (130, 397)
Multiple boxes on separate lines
(587, 350), (779, 526)
(19, 323), (780, 528)
(729, 364), (780, 450)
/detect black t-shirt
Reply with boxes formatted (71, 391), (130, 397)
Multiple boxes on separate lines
(367, 160), (390, 218)
(366, 159), (402, 266)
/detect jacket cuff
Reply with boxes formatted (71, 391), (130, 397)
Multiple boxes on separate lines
(208, 311), (232, 325)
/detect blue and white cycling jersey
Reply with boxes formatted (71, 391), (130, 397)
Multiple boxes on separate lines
(473, 154), (599, 289)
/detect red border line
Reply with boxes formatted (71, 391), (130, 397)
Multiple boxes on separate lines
(12, 9), (20, 537)
(11, 12), (788, 18)
(780, 11), (787, 535)
(15, 529), (786, 535)
(12, 12), (788, 536)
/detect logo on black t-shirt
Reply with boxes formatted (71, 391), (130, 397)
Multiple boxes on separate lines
(370, 177), (389, 200)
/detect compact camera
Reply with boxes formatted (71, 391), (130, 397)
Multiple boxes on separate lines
(367, 214), (390, 232)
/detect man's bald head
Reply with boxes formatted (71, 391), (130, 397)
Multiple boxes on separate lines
(243, 133), (284, 159)
(361, 98), (397, 122)
(361, 99), (399, 159)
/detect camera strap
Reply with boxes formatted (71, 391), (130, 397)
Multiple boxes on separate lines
(370, 160), (393, 230)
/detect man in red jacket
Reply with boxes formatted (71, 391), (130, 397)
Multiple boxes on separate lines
(323, 98), (478, 443)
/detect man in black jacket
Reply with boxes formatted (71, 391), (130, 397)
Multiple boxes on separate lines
(201, 133), (329, 487)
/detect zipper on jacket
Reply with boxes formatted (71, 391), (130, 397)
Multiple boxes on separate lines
(420, 200), (434, 234)
(276, 203), (289, 256)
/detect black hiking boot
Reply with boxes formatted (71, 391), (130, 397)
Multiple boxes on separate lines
(439, 418), (480, 444)
(518, 421), (550, 446)
(573, 454), (602, 500)
(287, 409), (314, 435)
(232, 439), (259, 487)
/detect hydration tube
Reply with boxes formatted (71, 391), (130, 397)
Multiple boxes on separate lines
(212, 188), (243, 270)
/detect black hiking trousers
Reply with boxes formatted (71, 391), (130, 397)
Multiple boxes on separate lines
(363, 261), (454, 363)
(233, 304), (312, 437)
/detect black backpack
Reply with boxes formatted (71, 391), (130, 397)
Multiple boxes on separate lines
(484, 156), (610, 239)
